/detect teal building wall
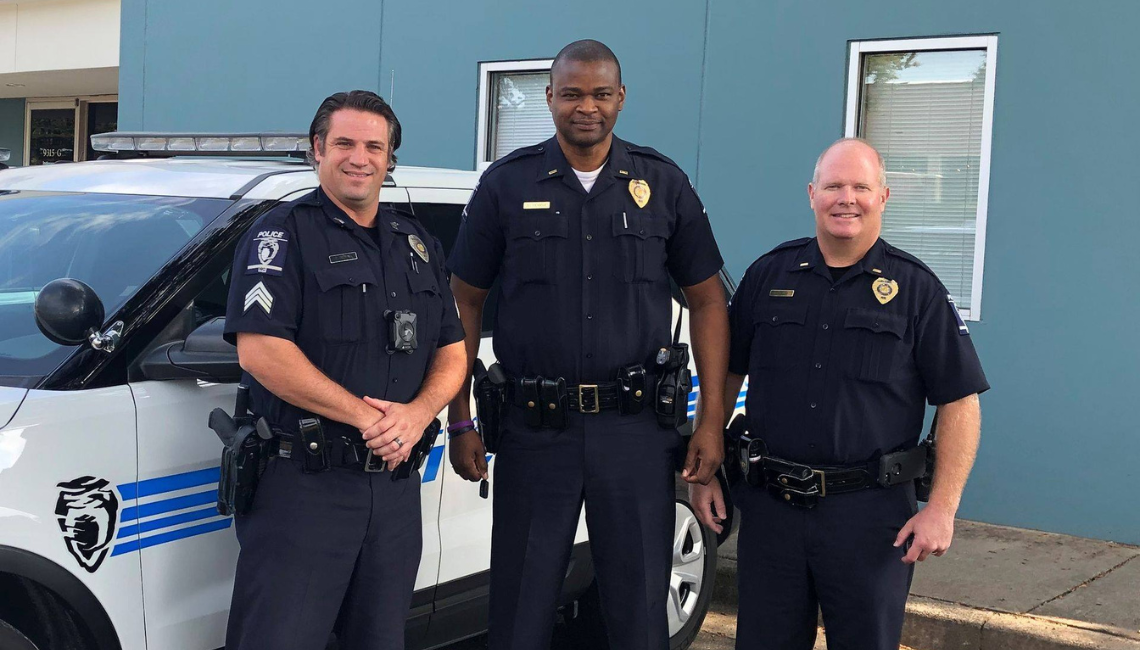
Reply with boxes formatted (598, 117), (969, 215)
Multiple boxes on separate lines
(118, 0), (1140, 543)
(0, 99), (26, 166)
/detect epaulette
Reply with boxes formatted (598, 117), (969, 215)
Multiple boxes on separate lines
(883, 241), (940, 279)
(481, 142), (546, 179)
(762, 237), (813, 259)
(625, 143), (683, 171)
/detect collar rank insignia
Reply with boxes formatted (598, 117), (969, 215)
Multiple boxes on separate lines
(629, 179), (651, 209)
(872, 277), (899, 305)
(408, 234), (430, 263)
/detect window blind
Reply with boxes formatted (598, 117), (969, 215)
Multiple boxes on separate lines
(490, 71), (555, 161)
(858, 49), (988, 310)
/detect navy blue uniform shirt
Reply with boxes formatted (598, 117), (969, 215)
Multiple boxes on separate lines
(447, 135), (724, 383)
(728, 237), (988, 466)
(224, 187), (465, 438)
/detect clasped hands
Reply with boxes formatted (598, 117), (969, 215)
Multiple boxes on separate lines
(359, 396), (434, 471)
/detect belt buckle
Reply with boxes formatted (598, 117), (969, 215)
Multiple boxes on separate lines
(578, 384), (600, 414)
(364, 451), (385, 473)
(813, 469), (827, 497)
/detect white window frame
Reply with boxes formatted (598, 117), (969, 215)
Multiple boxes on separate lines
(475, 58), (553, 171)
(844, 36), (997, 322)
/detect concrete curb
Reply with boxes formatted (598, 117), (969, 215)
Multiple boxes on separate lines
(710, 558), (1140, 650)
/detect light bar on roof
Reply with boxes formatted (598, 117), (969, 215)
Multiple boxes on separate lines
(91, 132), (311, 156)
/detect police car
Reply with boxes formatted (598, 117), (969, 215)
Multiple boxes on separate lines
(0, 133), (740, 650)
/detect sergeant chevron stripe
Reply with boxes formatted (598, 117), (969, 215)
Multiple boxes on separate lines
(244, 281), (273, 315)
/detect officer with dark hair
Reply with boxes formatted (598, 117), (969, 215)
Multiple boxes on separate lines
(446, 40), (730, 650)
(222, 90), (467, 650)
(690, 138), (988, 650)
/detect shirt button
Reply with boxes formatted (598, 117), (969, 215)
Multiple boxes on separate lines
(534, 230), (541, 237)
(587, 274), (593, 280)
(392, 378), (399, 384)
(822, 324), (829, 330)
(771, 316), (778, 323)
(586, 314), (593, 320)
(814, 363), (822, 369)
(639, 229), (645, 235)
(586, 234), (593, 241)
(810, 402), (817, 409)
(390, 291), (397, 298)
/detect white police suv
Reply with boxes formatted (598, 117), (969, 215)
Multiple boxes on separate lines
(0, 133), (738, 650)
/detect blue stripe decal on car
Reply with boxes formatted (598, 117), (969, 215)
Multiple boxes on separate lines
(118, 467), (221, 501)
(120, 490), (217, 523)
(422, 445), (444, 483)
(117, 505), (219, 539)
(111, 518), (233, 556)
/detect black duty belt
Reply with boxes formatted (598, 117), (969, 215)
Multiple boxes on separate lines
(270, 430), (382, 472)
(507, 379), (622, 414)
(739, 436), (927, 508)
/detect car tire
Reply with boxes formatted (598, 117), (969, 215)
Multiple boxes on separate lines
(0, 619), (40, 650)
(562, 499), (718, 650)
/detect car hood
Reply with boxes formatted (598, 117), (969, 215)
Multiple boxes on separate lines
(0, 387), (28, 429)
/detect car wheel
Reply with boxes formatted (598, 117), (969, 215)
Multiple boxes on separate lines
(667, 499), (717, 650)
(561, 499), (718, 650)
(0, 619), (40, 650)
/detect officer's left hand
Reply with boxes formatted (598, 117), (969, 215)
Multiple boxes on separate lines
(360, 396), (433, 470)
(895, 502), (955, 564)
(681, 425), (725, 485)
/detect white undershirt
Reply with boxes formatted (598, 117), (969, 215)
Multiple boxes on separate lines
(573, 162), (607, 193)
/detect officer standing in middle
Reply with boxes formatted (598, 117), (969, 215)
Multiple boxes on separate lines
(446, 40), (730, 650)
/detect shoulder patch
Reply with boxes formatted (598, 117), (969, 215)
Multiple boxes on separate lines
(947, 294), (970, 335)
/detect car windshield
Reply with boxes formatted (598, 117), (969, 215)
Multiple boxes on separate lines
(0, 191), (231, 385)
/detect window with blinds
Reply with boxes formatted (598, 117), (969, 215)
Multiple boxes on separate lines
(849, 38), (997, 320)
(488, 70), (555, 161)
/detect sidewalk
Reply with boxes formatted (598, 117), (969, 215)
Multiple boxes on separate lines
(710, 519), (1140, 650)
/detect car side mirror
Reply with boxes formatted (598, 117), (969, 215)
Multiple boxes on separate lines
(34, 278), (107, 346)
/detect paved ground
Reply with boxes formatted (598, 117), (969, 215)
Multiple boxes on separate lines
(439, 608), (921, 649)
(716, 518), (1140, 650)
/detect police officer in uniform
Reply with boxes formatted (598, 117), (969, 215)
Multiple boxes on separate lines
(691, 138), (988, 650)
(222, 91), (466, 650)
(446, 40), (730, 650)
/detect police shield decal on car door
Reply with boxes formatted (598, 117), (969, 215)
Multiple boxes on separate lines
(55, 476), (120, 572)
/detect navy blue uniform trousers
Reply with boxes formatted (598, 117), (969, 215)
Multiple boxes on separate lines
(226, 456), (422, 650)
(732, 482), (917, 650)
(489, 407), (679, 650)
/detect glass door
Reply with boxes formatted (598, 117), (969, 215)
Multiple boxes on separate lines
(27, 101), (78, 165)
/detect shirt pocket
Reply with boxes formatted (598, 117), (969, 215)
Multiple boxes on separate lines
(506, 212), (569, 285)
(611, 211), (670, 283)
(753, 302), (809, 369)
(843, 308), (908, 383)
(314, 265), (378, 343)
(406, 268), (441, 348)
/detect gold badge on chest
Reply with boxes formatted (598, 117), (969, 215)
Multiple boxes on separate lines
(628, 179), (651, 209)
(408, 234), (430, 263)
(872, 277), (899, 305)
